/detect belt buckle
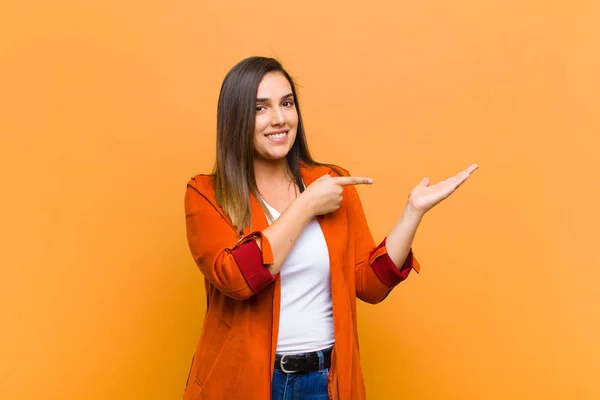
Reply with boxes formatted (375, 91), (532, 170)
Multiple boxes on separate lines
(279, 354), (296, 374)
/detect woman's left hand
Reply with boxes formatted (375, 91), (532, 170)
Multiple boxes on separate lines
(407, 164), (479, 216)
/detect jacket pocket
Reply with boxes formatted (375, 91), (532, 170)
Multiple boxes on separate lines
(194, 320), (231, 387)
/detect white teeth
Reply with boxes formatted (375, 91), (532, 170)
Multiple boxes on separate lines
(267, 132), (287, 139)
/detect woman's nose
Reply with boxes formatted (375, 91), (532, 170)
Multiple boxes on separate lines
(270, 107), (286, 125)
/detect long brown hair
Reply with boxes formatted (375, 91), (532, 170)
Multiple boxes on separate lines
(212, 56), (339, 233)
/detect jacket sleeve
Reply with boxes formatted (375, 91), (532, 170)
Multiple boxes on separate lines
(347, 184), (420, 304)
(185, 184), (276, 301)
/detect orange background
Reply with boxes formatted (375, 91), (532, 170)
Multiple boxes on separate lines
(1, 1), (599, 399)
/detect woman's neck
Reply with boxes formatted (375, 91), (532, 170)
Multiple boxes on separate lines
(254, 157), (293, 190)
(254, 157), (300, 212)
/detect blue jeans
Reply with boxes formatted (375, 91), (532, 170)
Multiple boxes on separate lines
(271, 350), (330, 400)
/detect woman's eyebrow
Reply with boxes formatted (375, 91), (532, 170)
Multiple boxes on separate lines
(256, 93), (294, 102)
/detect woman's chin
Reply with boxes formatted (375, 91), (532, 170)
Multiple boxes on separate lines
(256, 149), (289, 162)
(255, 152), (289, 164)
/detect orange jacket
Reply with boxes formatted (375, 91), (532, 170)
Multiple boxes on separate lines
(183, 164), (420, 399)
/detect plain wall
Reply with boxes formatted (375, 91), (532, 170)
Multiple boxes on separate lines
(1, 1), (598, 398)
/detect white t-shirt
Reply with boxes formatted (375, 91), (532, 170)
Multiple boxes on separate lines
(263, 201), (335, 354)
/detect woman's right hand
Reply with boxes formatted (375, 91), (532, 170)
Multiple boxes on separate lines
(300, 174), (373, 216)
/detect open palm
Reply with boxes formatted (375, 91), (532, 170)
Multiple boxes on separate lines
(408, 164), (479, 214)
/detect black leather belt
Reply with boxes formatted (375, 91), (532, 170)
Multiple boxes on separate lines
(274, 347), (333, 374)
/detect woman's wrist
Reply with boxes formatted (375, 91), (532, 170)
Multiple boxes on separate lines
(286, 190), (311, 216)
(402, 201), (426, 223)
(292, 193), (316, 221)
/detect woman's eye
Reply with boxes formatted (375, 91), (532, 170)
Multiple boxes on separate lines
(256, 105), (265, 112)
(282, 101), (294, 107)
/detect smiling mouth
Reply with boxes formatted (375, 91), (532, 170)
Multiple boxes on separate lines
(265, 131), (288, 141)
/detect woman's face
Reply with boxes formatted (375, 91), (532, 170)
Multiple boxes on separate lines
(253, 72), (298, 163)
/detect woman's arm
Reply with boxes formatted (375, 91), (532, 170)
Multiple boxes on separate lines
(260, 175), (373, 275)
(352, 164), (478, 304)
(386, 164), (479, 267)
(384, 205), (422, 267)
(185, 185), (273, 301)
(349, 184), (419, 304)
(258, 195), (314, 275)
(185, 174), (372, 301)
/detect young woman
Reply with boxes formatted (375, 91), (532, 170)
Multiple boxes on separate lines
(184, 56), (478, 400)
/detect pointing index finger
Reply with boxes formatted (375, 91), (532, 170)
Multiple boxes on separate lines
(466, 164), (479, 174)
(331, 176), (374, 186)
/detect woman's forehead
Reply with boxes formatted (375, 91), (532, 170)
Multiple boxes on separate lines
(257, 72), (292, 99)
